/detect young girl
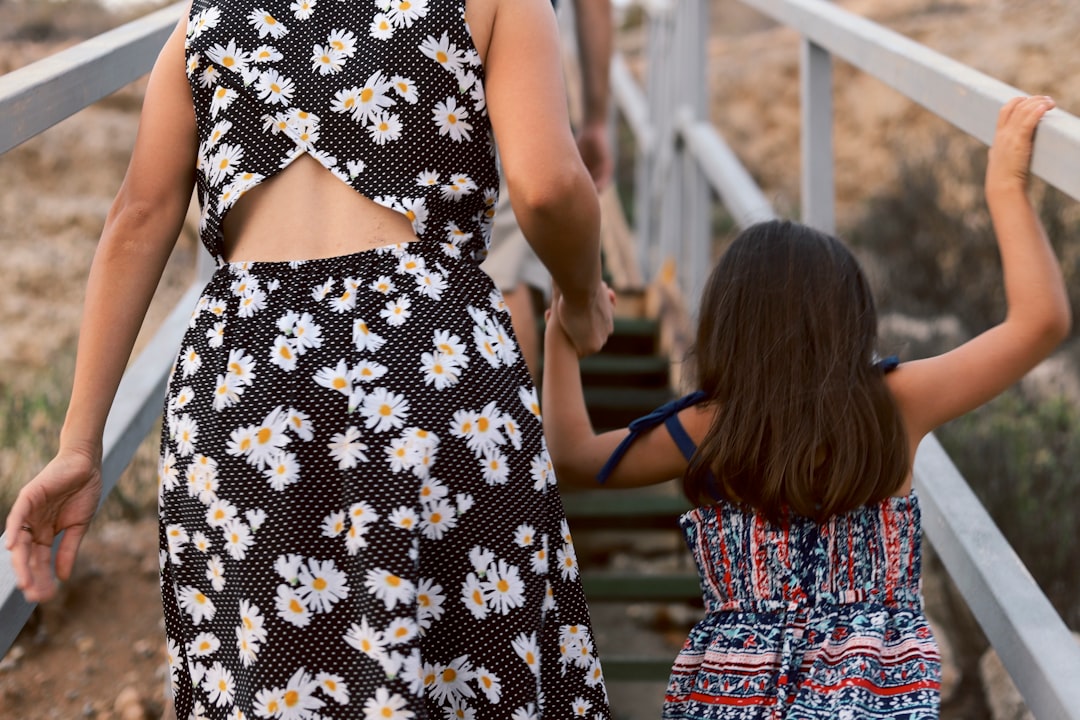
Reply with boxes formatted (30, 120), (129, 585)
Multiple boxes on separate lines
(542, 95), (1067, 718)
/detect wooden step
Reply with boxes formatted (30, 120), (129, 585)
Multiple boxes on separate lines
(581, 573), (701, 602)
(579, 354), (670, 389)
(585, 386), (675, 430)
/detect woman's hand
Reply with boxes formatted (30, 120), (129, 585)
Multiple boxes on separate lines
(553, 282), (616, 358)
(986, 95), (1055, 193)
(5, 448), (102, 603)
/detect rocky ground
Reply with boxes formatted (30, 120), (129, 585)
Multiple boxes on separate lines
(0, 0), (1077, 718)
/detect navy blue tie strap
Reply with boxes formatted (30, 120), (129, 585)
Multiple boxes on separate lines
(596, 391), (707, 484)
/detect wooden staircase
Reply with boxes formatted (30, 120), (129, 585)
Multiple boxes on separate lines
(556, 304), (703, 710)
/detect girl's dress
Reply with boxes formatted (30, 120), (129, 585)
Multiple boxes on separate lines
(158, 1), (611, 718)
(602, 395), (942, 719)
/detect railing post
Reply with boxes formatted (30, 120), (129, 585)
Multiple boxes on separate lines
(676, 0), (711, 310)
(800, 39), (835, 235)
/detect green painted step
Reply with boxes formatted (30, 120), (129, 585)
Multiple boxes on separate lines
(584, 386), (675, 430)
(599, 317), (662, 357)
(581, 573), (701, 602)
(579, 354), (670, 388)
(599, 657), (677, 683)
(563, 489), (693, 530)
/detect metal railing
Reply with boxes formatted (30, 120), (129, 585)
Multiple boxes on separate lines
(615, 0), (1080, 717)
(1, 0), (1079, 716)
(0, 1), (191, 653)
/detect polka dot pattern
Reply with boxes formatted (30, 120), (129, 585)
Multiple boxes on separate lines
(161, 247), (611, 719)
(184, 0), (499, 265)
(165, 0), (613, 717)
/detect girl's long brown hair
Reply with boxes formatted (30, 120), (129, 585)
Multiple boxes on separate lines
(684, 220), (908, 523)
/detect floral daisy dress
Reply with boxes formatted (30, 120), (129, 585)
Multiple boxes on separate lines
(161, 1), (611, 718)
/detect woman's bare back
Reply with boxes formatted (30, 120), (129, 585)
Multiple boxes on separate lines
(221, 154), (418, 262)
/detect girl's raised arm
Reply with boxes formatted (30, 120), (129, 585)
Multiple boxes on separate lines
(541, 289), (700, 488)
(888, 96), (1071, 444)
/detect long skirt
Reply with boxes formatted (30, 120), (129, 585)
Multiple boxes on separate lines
(157, 241), (611, 720)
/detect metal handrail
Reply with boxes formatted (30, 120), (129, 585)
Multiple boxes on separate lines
(615, 0), (1080, 717)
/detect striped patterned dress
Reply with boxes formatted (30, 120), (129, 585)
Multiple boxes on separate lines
(666, 495), (941, 719)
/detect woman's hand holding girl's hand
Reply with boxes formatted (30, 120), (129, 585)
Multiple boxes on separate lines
(4, 447), (102, 603)
(552, 282), (616, 358)
(986, 95), (1055, 193)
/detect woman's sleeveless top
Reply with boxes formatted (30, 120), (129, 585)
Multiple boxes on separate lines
(184, 0), (499, 263)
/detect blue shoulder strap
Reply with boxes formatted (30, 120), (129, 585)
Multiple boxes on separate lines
(875, 354), (900, 373)
(596, 391), (707, 484)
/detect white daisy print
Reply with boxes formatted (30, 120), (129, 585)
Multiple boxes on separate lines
(280, 667), (325, 717)
(362, 687), (412, 720)
(369, 13), (394, 40)
(166, 523), (190, 565)
(326, 28), (357, 57)
(286, 407), (314, 440)
(263, 450), (301, 491)
(429, 656), (475, 705)
(392, 75), (419, 104)
(328, 426), (369, 469)
(468, 546), (494, 575)
(353, 318), (387, 353)
(364, 568), (416, 610)
(380, 295), (412, 327)
(420, 498), (457, 540)
(290, 0), (316, 20)
(252, 44), (283, 63)
(203, 661), (236, 707)
(206, 498), (238, 528)
(187, 5), (221, 40)
(222, 518), (254, 561)
(361, 387), (409, 433)
(512, 632), (541, 675)
(420, 351), (461, 390)
(478, 446), (510, 485)
(514, 524), (536, 547)
(248, 8), (289, 40)
(321, 510), (347, 537)
(557, 542), (579, 581)
(238, 599), (267, 644)
(205, 39), (250, 76)
(275, 583), (312, 627)
(416, 578), (445, 629)
(432, 96), (473, 142)
(314, 359), (353, 396)
(188, 631), (221, 657)
(484, 559), (525, 615)
(343, 615), (388, 663)
(253, 688), (285, 718)
(311, 44), (345, 75)
(387, 0), (427, 27)
(317, 672), (349, 705)
(419, 31), (464, 74)
(206, 321), (227, 348)
(255, 68), (295, 106)
(388, 506), (419, 531)
(385, 617), (418, 646)
(368, 111), (402, 144)
(348, 500), (379, 526)
(206, 555), (226, 592)
(297, 557), (349, 613)
(173, 414), (199, 456)
(178, 585), (216, 626)
(182, 346), (203, 377)
(476, 667), (501, 705)
(531, 536), (549, 575)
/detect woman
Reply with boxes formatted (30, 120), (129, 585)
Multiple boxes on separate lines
(5, 0), (615, 716)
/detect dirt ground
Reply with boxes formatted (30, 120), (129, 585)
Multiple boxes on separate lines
(0, 0), (1077, 718)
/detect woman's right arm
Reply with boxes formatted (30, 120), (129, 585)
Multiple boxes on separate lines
(888, 96), (1071, 444)
(4, 12), (198, 602)
(478, 0), (614, 356)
